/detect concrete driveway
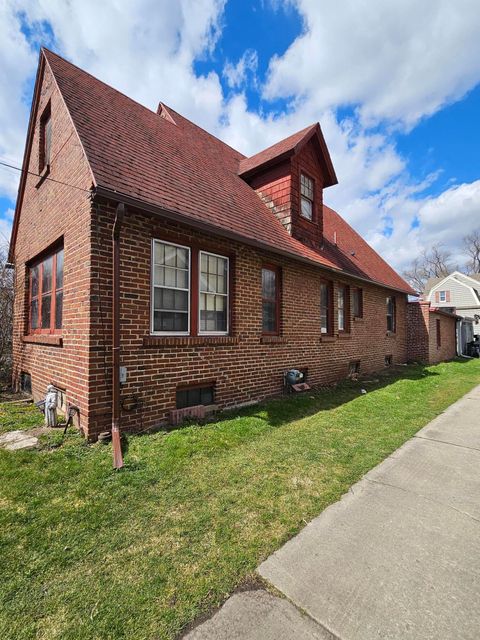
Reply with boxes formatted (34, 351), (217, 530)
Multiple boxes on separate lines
(185, 384), (480, 640)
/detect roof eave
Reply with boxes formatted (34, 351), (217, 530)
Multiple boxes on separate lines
(93, 185), (414, 295)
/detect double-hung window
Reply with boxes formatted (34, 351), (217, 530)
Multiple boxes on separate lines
(199, 251), (229, 334)
(338, 285), (349, 332)
(152, 241), (190, 333)
(352, 287), (363, 318)
(320, 281), (332, 334)
(300, 173), (314, 221)
(262, 266), (281, 334)
(151, 240), (230, 336)
(386, 296), (396, 332)
(29, 246), (63, 334)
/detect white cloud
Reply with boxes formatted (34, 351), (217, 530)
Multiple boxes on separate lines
(223, 49), (258, 89)
(0, 3), (37, 198)
(264, 0), (480, 128)
(0, 0), (478, 273)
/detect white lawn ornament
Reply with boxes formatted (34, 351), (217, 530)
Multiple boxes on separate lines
(44, 385), (58, 427)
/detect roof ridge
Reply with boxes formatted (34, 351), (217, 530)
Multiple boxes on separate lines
(42, 48), (246, 161)
(160, 102), (246, 159)
(42, 47), (164, 120)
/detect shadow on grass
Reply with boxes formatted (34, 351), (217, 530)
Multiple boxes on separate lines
(239, 363), (440, 429)
(140, 363), (441, 441)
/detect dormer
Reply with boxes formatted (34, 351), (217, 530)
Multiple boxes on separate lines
(238, 124), (337, 249)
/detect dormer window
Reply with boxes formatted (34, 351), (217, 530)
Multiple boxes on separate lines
(39, 104), (52, 172)
(300, 173), (314, 221)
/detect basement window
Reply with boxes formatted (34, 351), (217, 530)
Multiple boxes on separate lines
(385, 354), (393, 367)
(20, 372), (32, 394)
(300, 173), (314, 221)
(348, 360), (360, 377)
(176, 384), (215, 409)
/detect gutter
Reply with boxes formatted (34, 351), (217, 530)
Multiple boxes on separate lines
(93, 185), (414, 296)
(111, 202), (125, 469)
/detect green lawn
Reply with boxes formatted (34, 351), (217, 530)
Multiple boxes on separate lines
(1, 359), (480, 640)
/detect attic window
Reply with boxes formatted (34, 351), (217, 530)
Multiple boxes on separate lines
(39, 103), (52, 172)
(300, 173), (314, 221)
(439, 290), (446, 302)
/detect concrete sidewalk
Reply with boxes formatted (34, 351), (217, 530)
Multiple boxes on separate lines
(185, 384), (480, 640)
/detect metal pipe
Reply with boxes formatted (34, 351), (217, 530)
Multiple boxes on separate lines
(112, 202), (125, 469)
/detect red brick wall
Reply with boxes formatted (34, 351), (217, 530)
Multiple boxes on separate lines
(11, 63), (94, 431)
(428, 311), (457, 363)
(12, 66), (409, 440)
(407, 302), (457, 363)
(86, 199), (408, 439)
(406, 302), (430, 362)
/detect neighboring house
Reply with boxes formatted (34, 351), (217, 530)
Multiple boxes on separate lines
(10, 49), (416, 440)
(424, 272), (480, 337)
(406, 302), (457, 364)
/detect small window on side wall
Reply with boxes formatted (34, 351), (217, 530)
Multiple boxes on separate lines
(386, 296), (396, 333)
(39, 104), (52, 172)
(262, 266), (281, 334)
(352, 287), (363, 318)
(300, 173), (314, 221)
(320, 281), (332, 334)
(436, 318), (441, 347)
(337, 285), (349, 332)
(29, 245), (63, 334)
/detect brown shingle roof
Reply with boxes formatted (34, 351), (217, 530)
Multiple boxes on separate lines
(30, 49), (414, 294)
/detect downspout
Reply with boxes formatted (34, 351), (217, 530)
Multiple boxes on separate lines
(112, 203), (125, 469)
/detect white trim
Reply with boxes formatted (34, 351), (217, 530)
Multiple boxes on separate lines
(198, 250), (229, 336)
(150, 238), (191, 336)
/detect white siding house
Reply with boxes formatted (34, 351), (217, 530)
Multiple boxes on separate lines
(424, 272), (480, 337)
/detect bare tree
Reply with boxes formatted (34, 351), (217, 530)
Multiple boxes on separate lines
(0, 245), (14, 382)
(402, 243), (453, 293)
(463, 230), (480, 274)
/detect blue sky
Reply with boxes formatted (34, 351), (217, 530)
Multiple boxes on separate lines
(1, 0), (479, 271)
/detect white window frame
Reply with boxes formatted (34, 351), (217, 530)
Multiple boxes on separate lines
(198, 250), (229, 336)
(439, 290), (446, 302)
(151, 239), (191, 336)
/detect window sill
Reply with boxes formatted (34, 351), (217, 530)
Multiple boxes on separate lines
(320, 335), (335, 343)
(260, 335), (287, 344)
(386, 331), (397, 338)
(143, 335), (239, 347)
(35, 165), (50, 188)
(337, 332), (352, 339)
(353, 317), (364, 323)
(23, 334), (63, 346)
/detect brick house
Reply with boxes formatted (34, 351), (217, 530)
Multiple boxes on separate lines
(406, 302), (458, 364)
(9, 49), (417, 440)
